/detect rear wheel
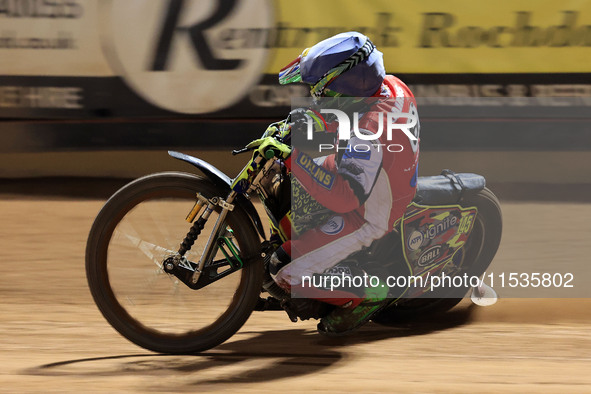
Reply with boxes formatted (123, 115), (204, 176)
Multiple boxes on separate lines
(86, 172), (263, 353)
(373, 187), (502, 324)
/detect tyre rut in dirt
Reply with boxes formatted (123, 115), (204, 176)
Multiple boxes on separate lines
(373, 187), (503, 325)
(85, 172), (264, 353)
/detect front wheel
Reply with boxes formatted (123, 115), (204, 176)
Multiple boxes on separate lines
(373, 187), (503, 324)
(86, 172), (264, 354)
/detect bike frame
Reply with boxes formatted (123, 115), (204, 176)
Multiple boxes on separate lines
(171, 150), (277, 284)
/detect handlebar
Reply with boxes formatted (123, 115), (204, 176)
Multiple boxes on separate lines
(231, 147), (253, 156)
(232, 146), (278, 160)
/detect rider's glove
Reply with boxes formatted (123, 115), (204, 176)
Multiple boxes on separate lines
(246, 136), (292, 160)
(262, 109), (327, 144)
(262, 121), (288, 139)
(287, 108), (327, 135)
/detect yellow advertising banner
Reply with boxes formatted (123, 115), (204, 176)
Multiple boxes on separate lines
(263, 0), (591, 73)
(1, 0), (591, 116)
(2, 0), (590, 76)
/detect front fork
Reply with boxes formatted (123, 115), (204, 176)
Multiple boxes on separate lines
(164, 156), (273, 288)
(171, 191), (237, 285)
(192, 192), (237, 284)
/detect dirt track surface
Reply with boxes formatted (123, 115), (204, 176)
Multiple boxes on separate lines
(2, 196), (591, 393)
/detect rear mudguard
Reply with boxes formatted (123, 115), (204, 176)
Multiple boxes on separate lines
(168, 151), (266, 240)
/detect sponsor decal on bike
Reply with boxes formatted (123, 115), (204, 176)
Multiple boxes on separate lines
(232, 178), (250, 194)
(424, 215), (458, 239)
(295, 152), (334, 190)
(417, 245), (442, 267)
(407, 230), (424, 251)
(401, 203), (478, 288)
(320, 215), (345, 235)
(231, 158), (259, 193)
(406, 214), (457, 252)
(457, 211), (476, 234)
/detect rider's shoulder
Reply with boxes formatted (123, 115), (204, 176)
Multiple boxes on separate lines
(382, 75), (415, 99)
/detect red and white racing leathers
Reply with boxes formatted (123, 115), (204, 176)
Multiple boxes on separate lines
(273, 75), (420, 305)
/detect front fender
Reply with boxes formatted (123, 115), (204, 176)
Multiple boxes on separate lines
(168, 151), (266, 240)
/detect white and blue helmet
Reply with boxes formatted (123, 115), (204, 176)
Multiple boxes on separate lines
(279, 32), (385, 98)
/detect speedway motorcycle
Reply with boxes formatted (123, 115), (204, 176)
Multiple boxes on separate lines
(86, 128), (502, 354)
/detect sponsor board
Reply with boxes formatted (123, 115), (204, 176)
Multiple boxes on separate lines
(268, 1), (591, 74)
(1, 0), (591, 118)
(0, 0), (112, 76)
(99, 0), (272, 114)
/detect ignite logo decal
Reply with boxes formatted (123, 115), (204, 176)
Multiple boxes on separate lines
(408, 215), (457, 251)
(101, 0), (272, 113)
(424, 215), (458, 239)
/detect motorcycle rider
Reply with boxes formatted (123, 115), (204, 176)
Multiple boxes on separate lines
(247, 32), (420, 335)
